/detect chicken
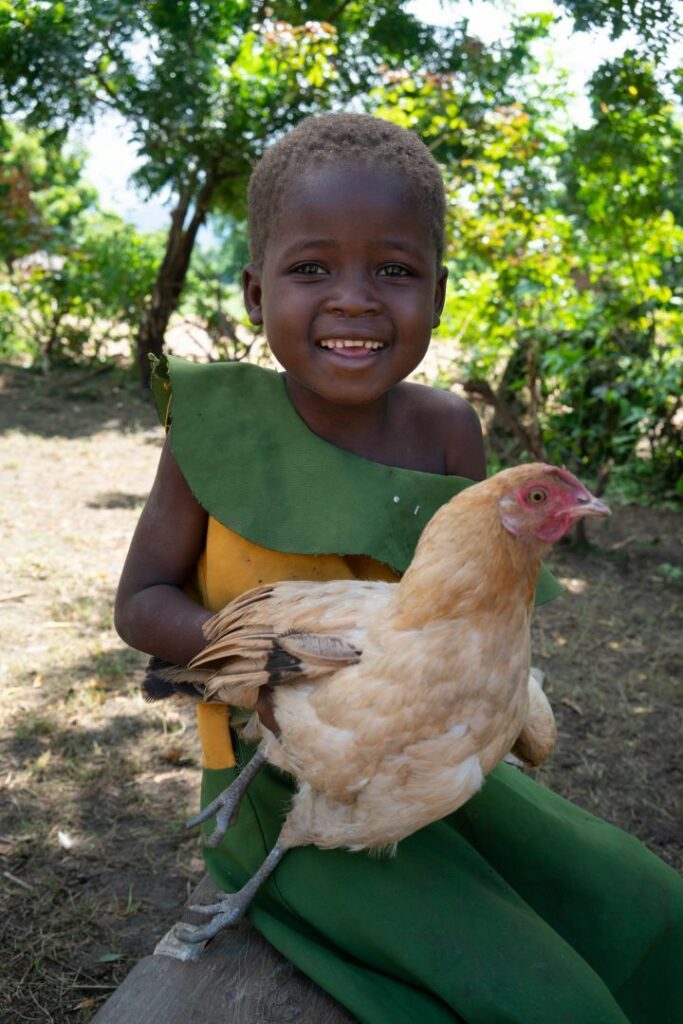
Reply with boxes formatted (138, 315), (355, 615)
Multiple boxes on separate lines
(146, 463), (609, 942)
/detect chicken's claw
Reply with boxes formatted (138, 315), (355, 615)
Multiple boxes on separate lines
(176, 843), (287, 943)
(186, 792), (241, 847)
(175, 913), (236, 944)
(175, 893), (246, 943)
(186, 747), (266, 847)
(190, 898), (237, 916)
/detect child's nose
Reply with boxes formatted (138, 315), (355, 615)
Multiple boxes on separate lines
(323, 274), (383, 317)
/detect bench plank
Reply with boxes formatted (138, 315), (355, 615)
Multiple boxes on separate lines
(91, 877), (355, 1024)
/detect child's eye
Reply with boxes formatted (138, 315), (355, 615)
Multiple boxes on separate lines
(291, 262), (327, 275)
(378, 264), (410, 277)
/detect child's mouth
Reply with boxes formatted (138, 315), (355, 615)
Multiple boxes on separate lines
(316, 339), (387, 359)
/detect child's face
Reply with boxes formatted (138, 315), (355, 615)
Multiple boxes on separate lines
(243, 163), (447, 407)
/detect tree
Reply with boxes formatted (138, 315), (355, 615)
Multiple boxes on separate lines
(0, 120), (94, 272)
(555, 0), (681, 46)
(0, 119), (162, 367)
(0, 0), (482, 382)
(0, 209), (163, 367)
(423, 43), (683, 496)
(558, 53), (683, 493)
(178, 220), (265, 365)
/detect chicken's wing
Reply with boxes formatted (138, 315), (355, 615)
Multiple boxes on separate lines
(146, 579), (393, 709)
(511, 670), (557, 767)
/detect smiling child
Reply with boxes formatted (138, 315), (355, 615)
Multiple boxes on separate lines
(116, 114), (683, 1024)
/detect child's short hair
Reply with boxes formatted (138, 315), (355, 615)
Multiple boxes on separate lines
(248, 113), (446, 267)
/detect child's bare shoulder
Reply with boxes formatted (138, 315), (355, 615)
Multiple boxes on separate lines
(397, 381), (486, 481)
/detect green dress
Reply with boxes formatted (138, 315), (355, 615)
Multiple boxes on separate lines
(153, 356), (683, 1024)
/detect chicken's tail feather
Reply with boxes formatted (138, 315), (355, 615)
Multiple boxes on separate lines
(142, 656), (210, 703)
(145, 590), (363, 707)
(190, 632), (273, 667)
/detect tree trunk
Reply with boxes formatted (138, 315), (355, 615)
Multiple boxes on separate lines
(42, 309), (64, 374)
(136, 172), (219, 387)
(572, 458), (613, 549)
(461, 377), (547, 461)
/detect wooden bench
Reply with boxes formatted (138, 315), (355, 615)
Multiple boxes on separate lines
(91, 875), (356, 1023)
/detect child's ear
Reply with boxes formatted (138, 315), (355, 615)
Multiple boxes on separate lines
(433, 266), (448, 328)
(242, 263), (263, 325)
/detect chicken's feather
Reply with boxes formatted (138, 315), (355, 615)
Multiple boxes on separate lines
(278, 631), (361, 665)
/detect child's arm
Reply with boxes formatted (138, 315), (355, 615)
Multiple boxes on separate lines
(115, 439), (212, 666)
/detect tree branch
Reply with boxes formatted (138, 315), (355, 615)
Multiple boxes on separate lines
(328, 0), (356, 25)
(460, 377), (547, 460)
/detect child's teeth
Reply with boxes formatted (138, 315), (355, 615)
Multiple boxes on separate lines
(320, 339), (384, 350)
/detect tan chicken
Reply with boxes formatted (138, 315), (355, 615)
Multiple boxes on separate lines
(146, 463), (609, 941)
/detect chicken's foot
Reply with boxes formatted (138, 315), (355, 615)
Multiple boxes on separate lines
(176, 843), (287, 943)
(186, 746), (267, 847)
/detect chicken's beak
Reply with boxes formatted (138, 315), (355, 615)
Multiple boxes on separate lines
(569, 494), (611, 520)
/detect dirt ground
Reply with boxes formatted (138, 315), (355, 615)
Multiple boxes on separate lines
(0, 362), (681, 1023)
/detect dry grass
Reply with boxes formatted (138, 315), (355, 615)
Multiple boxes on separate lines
(0, 365), (203, 1022)
(529, 514), (682, 864)
(0, 362), (680, 1022)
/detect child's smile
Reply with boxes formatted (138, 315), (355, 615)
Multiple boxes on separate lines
(317, 338), (386, 357)
(314, 335), (388, 372)
(243, 164), (447, 415)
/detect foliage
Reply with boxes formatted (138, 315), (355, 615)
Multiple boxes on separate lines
(179, 222), (270, 364)
(0, 120), (95, 270)
(381, 37), (683, 498)
(555, 53), (683, 495)
(0, 3), (680, 496)
(555, 0), (681, 46)
(1, 0), (490, 377)
(200, 218), (250, 286)
(0, 121), (162, 367)
(0, 204), (162, 366)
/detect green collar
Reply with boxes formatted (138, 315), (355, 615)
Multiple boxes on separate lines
(151, 356), (562, 605)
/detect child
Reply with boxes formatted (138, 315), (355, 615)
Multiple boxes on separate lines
(116, 114), (682, 1024)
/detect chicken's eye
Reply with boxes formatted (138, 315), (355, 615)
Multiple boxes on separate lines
(528, 488), (548, 504)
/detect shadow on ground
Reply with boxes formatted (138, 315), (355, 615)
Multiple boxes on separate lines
(1, 690), (201, 1022)
(0, 364), (158, 440)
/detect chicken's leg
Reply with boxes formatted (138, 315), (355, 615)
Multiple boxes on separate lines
(176, 841), (287, 943)
(186, 747), (267, 847)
